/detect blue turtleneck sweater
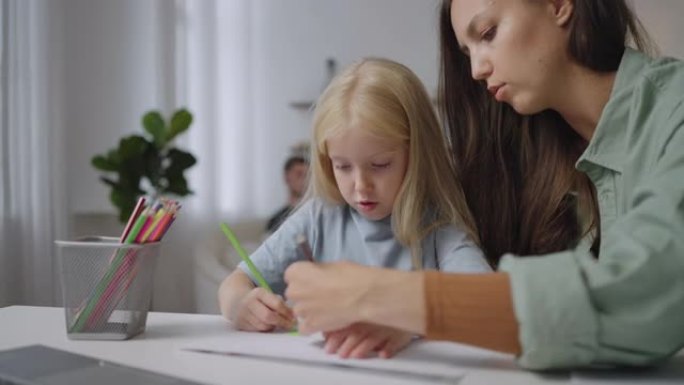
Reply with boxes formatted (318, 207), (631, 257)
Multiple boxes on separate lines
(238, 198), (490, 294)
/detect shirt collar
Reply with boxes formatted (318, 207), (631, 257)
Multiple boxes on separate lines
(576, 47), (650, 174)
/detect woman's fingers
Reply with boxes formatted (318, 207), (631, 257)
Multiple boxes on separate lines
(323, 329), (347, 354)
(378, 333), (413, 359)
(283, 261), (318, 300)
(349, 332), (388, 359)
(320, 324), (415, 359)
(285, 261), (373, 333)
(336, 328), (371, 358)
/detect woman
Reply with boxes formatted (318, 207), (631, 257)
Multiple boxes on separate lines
(284, 0), (684, 370)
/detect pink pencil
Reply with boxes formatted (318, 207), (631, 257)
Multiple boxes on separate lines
(86, 250), (138, 329)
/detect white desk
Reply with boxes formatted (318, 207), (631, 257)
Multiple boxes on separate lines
(0, 306), (680, 385)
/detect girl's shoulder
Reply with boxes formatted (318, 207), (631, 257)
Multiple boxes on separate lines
(431, 223), (474, 243)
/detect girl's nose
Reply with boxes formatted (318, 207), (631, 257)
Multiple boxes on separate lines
(355, 171), (372, 193)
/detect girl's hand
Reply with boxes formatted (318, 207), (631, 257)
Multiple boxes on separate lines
(323, 323), (415, 359)
(284, 261), (376, 333)
(232, 287), (295, 332)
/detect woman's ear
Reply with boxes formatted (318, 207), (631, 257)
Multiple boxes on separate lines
(552, 0), (574, 27)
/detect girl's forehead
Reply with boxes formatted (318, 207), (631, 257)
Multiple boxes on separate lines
(326, 127), (405, 155)
(328, 118), (407, 141)
(328, 124), (400, 143)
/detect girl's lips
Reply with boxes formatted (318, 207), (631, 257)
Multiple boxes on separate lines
(357, 201), (378, 212)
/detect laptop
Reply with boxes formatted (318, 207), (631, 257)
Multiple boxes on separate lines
(0, 345), (204, 385)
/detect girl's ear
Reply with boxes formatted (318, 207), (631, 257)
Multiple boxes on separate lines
(551, 0), (574, 27)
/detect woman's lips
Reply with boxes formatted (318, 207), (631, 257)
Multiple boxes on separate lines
(488, 84), (505, 102)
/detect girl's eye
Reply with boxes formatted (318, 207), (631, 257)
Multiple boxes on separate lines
(481, 26), (497, 41)
(334, 164), (351, 171)
(372, 162), (390, 169)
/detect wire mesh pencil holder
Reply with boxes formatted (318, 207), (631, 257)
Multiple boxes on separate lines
(55, 236), (161, 340)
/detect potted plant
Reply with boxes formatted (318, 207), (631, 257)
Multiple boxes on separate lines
(91, 108), (197, 222)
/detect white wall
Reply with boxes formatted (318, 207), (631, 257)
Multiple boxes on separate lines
(631, 0), (684, 59)
(63, 0), (172, 214)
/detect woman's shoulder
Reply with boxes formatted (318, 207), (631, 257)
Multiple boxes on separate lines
(637, 53), (684, 103)
(610, 50), (684, 144)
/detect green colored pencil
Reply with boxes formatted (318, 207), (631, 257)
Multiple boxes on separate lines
(220, 223), (272, 293)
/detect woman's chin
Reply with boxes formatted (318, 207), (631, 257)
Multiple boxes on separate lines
(509, 100), (544, 116)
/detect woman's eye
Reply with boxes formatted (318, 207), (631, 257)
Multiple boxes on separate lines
(372, 162), (390, 169)
(334, 164), (351, 171)
(481, 26), (497, 41)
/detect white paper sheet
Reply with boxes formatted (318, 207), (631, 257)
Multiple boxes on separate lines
(183, 331), (516, 383)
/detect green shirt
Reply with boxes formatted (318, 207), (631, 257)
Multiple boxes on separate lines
(499, 48), (684, 370)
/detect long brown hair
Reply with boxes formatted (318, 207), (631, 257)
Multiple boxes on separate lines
(438, 0), (653, 266)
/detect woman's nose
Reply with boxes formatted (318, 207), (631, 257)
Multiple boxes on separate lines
(470, 52), (492, 81)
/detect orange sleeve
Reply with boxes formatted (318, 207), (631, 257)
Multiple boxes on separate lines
(423, 271), (521, 354)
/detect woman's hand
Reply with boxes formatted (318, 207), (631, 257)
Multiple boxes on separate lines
(323, 323), (415, 359)
(284, 261), (376, 333)
(232, 287), (296, 332)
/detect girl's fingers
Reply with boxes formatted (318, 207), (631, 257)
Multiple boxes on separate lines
(258, 291), (294, 319)
(249, 298), (293, 329)
(243, 307), (273, 332)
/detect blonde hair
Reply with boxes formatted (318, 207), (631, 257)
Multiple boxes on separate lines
(308, 57), (479, 268)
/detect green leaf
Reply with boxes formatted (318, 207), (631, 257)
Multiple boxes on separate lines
(142, 111), (167, 148)
(166, 148), (197, 174)
(165, 175), (192, 196)
(167, 109), (193, 142)
(94, 109), (198, 222)
(118, 169), (145, 194)
(119, 135), (148, 159)
(100, 177), (118, 188)
(106, 149), (121, 165)
(91, 155), (118, 171)
(110, 188), (139, 222)
(144, 147), (163, 190)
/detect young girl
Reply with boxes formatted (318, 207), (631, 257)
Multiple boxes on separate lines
(218, 57), (490, 357)
(284, 0), (684, 370)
